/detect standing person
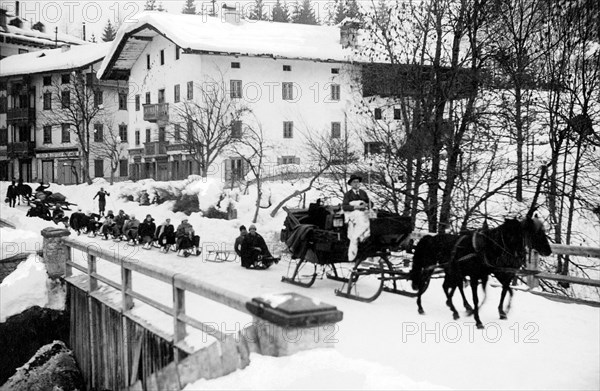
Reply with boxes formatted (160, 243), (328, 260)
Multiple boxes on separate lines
(342, 174), (371, 211)
(93, 187), (110, 216)
(138, 214), (157, 249)
(6, 179), (17, 207)
(234, 225), (248, 257)
(155, 218), (176, 252)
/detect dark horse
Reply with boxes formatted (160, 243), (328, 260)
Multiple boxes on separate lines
(409, 234), (475, 316)
(444, 216), (552, 328)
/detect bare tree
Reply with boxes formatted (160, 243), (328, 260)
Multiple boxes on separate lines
(231, 121), (270, 223)
(40, 71), (104, 184)
(170, 76), (250, 177)
(90, 119), (127, 184)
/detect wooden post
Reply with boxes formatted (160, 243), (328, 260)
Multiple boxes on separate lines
(527, 250), (540, 289)
(40, 227), (71, 278)
(173, 282), (186, 381)
(88, 253), (97, 291)
(121, 265), (134, 311)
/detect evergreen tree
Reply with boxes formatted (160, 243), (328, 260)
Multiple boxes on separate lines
(272, 0), (290, 23)
(144, 0), (156, 11)
(182, 0), (196, 14)
(101, 20), (116, 42)
(249, 0), (267, 21)
(333, 0), (361, 25)
(292, 0), (318, 25)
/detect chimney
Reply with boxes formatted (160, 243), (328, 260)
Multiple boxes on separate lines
(340, 20), (360, 49)
(0, 9), (7, 29)
(61, 44), (70, 52)
(15, 1), (19, 17)
(222, 4), (240, 24)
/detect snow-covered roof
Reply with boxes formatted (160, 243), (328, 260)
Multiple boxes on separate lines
(0, 42), (113, 77)
(99, 12), (352, 79)
(1, 23), (86, 48)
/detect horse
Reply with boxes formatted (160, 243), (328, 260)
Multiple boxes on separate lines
(16, 184), (32, 205)
(409, 234), (475, 316)
(444, 216), (552, 329)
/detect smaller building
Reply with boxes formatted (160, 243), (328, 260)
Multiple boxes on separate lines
(0, 42), (129, 184)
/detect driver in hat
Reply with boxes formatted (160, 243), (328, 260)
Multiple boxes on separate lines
(342, 174), (371, 211)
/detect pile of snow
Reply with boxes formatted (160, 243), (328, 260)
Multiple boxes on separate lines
(0, 228), (43, 259)
(0, 254), (49, 322)
(184, 349), (447, 390)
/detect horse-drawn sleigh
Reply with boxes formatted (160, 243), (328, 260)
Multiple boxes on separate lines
(280, 202), (416, 302)
(280, 198), (553, 328)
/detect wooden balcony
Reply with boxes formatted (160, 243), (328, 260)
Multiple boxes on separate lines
(144, 141), (169, 157)
(6, 108), (35, 124)
(166, 143), (187, 152)
(143, 103), (169, 123)
(128, 147), (144, 156)
(7, 141), (35, 158)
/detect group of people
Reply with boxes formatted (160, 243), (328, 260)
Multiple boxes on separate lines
(234, 224), (279, 269)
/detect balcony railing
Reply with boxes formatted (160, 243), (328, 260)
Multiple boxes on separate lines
(166, 143), (187, 152)
(144, 141), (169, 157)
(7, 108), (35, 123)
(143, 103), (169, 123)
(128, 147), (144, 156)
(7, 141), (35, 158)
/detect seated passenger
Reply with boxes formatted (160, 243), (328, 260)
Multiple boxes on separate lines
(155, 218), (176, 252)
(100, 213), (116, 240)
(52, 205), (69, 228)
(240, 224), (279, 269)
(234, 225), (248, 257)
(86, 212), (102, 237)
(112, 210), (129, 240)
(123, 215), (141, 245)
(176, 219), (200, 257)
(138, 214), (157, 249)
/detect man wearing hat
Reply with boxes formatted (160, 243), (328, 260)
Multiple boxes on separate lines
(342, 174), (371, 211)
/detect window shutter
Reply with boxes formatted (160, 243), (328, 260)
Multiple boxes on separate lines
(277, 157), (283, 165)
(294, 157), (301, 165)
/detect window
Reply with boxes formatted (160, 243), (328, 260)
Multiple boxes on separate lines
(94, 90), (103, 106)
(146, 54), (151, 69)
(226, 157), (245, 182)
(43, 76), (52, 86)
(43, 125), (52, 144)
(282, 82), (294, 100)
(174, 84), (180, 103)
(187, 121), (193, 138)
(119, 159), (128, 177)
(159, 127), (166, 142)
(283, 121), (293, 138)
(364, 141), (384, 156)
(331, 68), (340, 74)
(119, 124), (128, 142)
(330, 84), (340, 101)
(145, 92), (151, 104)
(0, 82), (5, 92)
(175, 46), (180, 60)
(94, 124), (103, 142)
(145, 128), (151, 143)
(61, 74), (70, 84)
(331, 122), (341, 138)
(0, 97), (5, 114)
(119, 93), (127, 110)
(187, 81), (193, 100)
(283, 65), (291, 71)
(232, 121), (242, 139)
(135, 130), (140, 145)
(61, 91), (70, 108)
(393, 108), (401, 120)
(374, 108), (382, 120)
(94, 160), (104, 178)
(230, 80), (242, 99)
(43, 93), (51, 110)
(160, 49), (164, 65)
(158, 89), (165, 104)
(0, 128), (7, 146)
(231, 62), (240, 68)
(174, 124), (181, 141)
(61, 124), (70, 143)
(279, 156), (299, 165)
(86, 72), (96, 86)
(135, 95), (141, 111)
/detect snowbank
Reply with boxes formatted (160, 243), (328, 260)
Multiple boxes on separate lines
(0, 255), (49, 322)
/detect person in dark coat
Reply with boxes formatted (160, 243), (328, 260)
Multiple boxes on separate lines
(69, 208), (87, 235)
(52, 205), (69, 227)
(139, 214), (157, 249)
(342, 174), (371, 211)
(6, 179), (17, 207)
(113, 210), (129, 239)
(123, 215), (141, 244)
(93, 187), (110, 216)
(176, 219), (200, 256)
(100, 212), (116, 240)
(234, 225), (248, 257)
(240, 224), (276, 269)
(86, 212), (102, 237)
(155, 218), (176, 252)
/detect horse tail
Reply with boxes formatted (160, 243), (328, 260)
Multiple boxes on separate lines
(409, 235), (432, 291)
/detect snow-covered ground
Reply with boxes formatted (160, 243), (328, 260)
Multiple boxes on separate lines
(0, 179), (598, 390)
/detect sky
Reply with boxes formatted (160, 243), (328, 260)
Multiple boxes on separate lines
(0, 0), (353, 41)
